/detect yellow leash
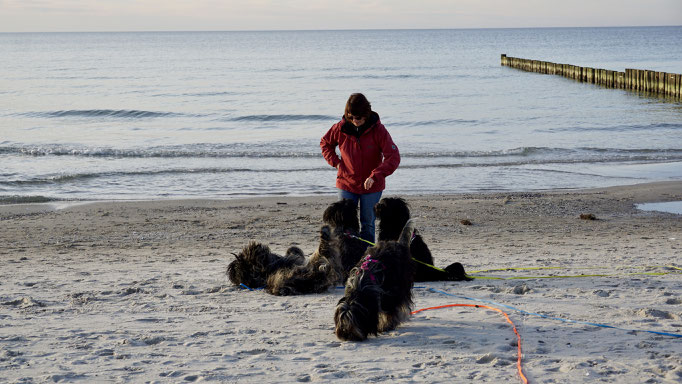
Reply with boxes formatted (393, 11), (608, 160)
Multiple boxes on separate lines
(470, 265), (681, 280)
(346, 233), (447, 273)
(470, 265), (681, 274)
(412, 257), (447, 272)
(470, 271), (676, 280)
(347, 233), (682, 280)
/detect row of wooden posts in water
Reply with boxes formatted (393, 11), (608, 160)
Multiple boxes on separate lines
(501, 54), (681, 98)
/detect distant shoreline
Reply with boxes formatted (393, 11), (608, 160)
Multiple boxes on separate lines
(2, 180), (680, 214)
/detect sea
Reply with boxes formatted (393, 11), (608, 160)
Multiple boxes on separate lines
(1, 26), (681, 203)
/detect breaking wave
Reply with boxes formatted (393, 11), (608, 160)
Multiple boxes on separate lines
(20, 109), (180, 119)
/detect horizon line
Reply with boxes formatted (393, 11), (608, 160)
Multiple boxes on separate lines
(1, 24), (680, 34)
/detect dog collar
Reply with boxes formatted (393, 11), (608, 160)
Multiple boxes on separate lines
(357, 254), (384, 283)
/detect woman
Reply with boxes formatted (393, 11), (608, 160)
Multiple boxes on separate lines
(320, 93), (400, 242)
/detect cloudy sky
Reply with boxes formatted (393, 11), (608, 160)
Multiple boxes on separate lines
(1, 0), (680, 32)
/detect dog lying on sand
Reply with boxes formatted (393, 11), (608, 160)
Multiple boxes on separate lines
(227, 225), (343, 295)
(227, 242), (305, 289)
(374, 197), (471, 282)
(227, 199), (367, 295)
(265, 225), (344, 296)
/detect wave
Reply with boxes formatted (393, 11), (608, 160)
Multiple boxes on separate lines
(328, 74), (445, 80)
(0, 195), (58, 204)
(399, 158), (682, 170)
(391, 118), (483, 127)
(151, 91), (240, 98)
(20, 109), (180, 119)
(2, 145), (681, 161)
(540, 122), (682, 133)
(0, 167), (328, 186)
(403, 147), (682, 159)
(0, 144), (321, 158)
(3, 156), (681, 188)
(226, 114), (336, 122)
(400, 147), (682, 161)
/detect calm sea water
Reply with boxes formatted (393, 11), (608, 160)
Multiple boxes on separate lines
(1, 27), (681, 202)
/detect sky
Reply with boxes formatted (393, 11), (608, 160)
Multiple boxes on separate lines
(0, 0), (681, 32)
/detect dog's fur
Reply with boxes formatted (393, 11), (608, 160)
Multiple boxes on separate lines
(265, 225), (344, 296)
(374, 197), (471, 282)
(227, 243), (305, 289)
(227, 199), (364, 295)
(322, 199), (370, 280)
(334, 220), (416, 341)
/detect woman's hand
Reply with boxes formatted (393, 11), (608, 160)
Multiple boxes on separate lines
(363, 177), (374, 190)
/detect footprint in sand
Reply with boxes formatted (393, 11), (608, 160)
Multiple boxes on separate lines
(3, 296), (45, 308)
(509, 284), (531, 295)
(476, 353), (497, 364)
(636, 308), (675, 319)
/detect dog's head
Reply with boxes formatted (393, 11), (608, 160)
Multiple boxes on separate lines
(226, 242), (273, 288)
(334, 286), (381, 341)
(374, 197), (411, 241)
(323, 199), (360, 231)
(374, 197), (411, 226)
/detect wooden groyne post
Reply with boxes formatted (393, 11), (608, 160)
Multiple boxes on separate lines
(501, 54), (681, 98)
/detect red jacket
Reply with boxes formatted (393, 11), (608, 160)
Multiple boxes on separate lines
(320, 113), (400, 194)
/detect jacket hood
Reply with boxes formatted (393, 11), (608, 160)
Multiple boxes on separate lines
(340, 111), (380, 137)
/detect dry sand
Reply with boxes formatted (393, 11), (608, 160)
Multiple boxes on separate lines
(1, 181), (681, 383)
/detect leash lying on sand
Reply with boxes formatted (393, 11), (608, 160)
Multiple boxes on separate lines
(237, 283), (682, 339)
(341, 233), (682, 281)
(346, 233), (682, 280)
(427, 288), (682, 339)
(238, 281), (530, 383)
(238, 281), (680, 384)
(411, 303), (529, 384)
(469, 265), (682, 280)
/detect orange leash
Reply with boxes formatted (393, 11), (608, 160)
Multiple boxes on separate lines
(411, 304), (529, 384)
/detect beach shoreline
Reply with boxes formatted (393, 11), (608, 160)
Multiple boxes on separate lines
(1, 181), (680, 383)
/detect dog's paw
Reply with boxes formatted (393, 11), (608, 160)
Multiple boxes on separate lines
(445, 262), (473, 281)
(266, 284), (293, 296)
(285, 246), (305, 264)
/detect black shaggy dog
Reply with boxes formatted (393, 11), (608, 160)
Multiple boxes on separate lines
(227, 243), (305, 289)
(227, 225), (344, 296)
(266, 225), (344, 296)
(334, 220), (416, 341)
(374, 197), (471, 282)
(322, 199), (370, 280)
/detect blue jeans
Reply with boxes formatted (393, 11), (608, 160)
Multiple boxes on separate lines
(338, 189), (382, 243)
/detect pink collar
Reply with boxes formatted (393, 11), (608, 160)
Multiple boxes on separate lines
(358, 254), (383, 283)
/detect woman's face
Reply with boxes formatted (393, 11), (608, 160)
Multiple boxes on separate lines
(348, 115), (366, 127)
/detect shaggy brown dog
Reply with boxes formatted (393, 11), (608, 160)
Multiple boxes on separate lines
(227, 243), (305, 289)
(265, 225), (344, 296)
(334, 221), (416, 341)
(374, 197), (471, 282)
(227, 225), (343, 296)
(322, 199), (370, 280)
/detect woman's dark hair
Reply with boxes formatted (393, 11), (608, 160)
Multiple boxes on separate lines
(344, 93), (372, 120)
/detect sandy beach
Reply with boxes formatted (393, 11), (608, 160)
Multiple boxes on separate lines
(1, 181), (681, 383)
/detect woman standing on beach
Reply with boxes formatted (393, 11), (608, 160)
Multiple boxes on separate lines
(320, 93), (401, 242)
